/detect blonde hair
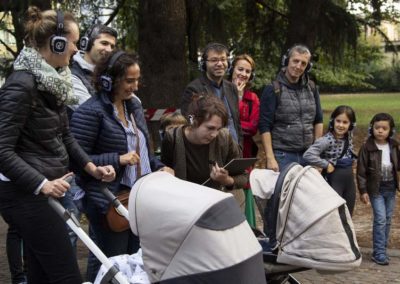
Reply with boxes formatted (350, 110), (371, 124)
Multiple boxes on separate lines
(24, 6), (77, 49)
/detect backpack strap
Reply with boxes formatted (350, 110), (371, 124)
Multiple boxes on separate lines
(272, 80), (282, 108)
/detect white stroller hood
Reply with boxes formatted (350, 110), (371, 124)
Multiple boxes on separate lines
(250, 164), (362, 272)
(129, 172), (266, 283)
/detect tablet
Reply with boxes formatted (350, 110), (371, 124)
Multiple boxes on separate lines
(202, 158), (258, 185)
(222, 157), (258, 176)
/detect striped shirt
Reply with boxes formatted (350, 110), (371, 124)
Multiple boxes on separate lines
(113, 102), (151, 188)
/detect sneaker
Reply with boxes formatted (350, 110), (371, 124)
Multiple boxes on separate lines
(371, 255), (389, 265)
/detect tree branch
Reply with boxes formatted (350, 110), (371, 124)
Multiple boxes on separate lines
(254, 0), (288, 18)
(356, 17), (397, 55)
(0, 38), (17, 58)
(103, 0), (126, 26)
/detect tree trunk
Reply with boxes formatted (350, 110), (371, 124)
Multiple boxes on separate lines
(138, 0), (187, 109)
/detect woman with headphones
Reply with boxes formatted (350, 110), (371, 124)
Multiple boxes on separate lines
(303, 105), (357, 215)
(0, 6), (116, 283)
(70, 50), (174, 282)
(229, 54), (259, 227)
(229, 54), (259, 159)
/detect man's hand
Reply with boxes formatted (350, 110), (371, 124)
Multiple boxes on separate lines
(41, 172), (73, 198)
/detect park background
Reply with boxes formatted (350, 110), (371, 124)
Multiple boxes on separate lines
(0, 1), (400, 282)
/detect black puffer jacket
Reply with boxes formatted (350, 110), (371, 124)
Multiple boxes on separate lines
(0, 71), (91, 195)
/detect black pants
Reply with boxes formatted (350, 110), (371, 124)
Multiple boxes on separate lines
(5, 223), (27, 284)
(326, 167), (356, 215)
(0, 189), (82, 284)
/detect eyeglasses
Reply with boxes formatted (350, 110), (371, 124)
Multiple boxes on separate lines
(206, 58), (228, 64)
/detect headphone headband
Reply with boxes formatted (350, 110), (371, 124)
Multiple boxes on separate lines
(50, 9), (67, 54)
(56, 10), (64, 36)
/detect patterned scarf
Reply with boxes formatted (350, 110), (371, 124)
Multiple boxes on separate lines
(13, 47), (75, 106)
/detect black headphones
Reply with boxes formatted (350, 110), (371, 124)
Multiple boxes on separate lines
(368, 113), (395, 137)
(80, 23), (100, 51)
(50, 9), (68, 54)
(199, 43), (230, 72)
(281, 45), (313, 73)
(100, 50), (125, 92)
(328, 105), (356, 132)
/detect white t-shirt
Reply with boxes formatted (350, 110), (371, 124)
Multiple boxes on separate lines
(375, 142), (393, 181)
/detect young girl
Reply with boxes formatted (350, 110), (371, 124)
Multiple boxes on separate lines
(303, 105), (357, 215)
(357, 113), (399, 265)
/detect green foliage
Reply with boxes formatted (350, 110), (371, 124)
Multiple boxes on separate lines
(314, 38), (387, 92)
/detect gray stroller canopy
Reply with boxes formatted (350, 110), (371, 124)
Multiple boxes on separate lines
(251, 164), (362, 272)
(129, 172), (266, 284)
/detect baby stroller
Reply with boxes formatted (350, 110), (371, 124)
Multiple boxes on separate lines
(49, 172), (266, 284)
(250, 163), (362, 283)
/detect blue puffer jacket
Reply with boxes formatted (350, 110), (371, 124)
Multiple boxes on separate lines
(70, 91), (164, 213)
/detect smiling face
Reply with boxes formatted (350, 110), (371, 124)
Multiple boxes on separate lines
(86, 33), (116, 65)
(232, 59), (253, 85)
(113, 63), (140, 102)
(285, 51), (311, 83)
(205, 50), (229, 83)
(333, 113), (351, 138)
(191, 115), (223, 145)
(372, 120), (391, 144)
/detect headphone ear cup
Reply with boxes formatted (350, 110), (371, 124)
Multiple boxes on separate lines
(249, 71), (255, 82)
(100, 75), (113, 92)
(281, 54), (288, 67)
(305, 61), (313, 73)
(80, 36), (90, 51)
(328, 119), (334, 131)
(50, 35), (67, 54)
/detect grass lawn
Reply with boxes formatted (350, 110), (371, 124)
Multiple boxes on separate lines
(320, 93), (400, 131)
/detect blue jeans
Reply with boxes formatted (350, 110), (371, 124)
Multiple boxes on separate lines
(370, 185), (396, 259)
(274, 150), (308, 170)
(60, 178), (84, 253)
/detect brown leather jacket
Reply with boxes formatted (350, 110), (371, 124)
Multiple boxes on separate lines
(357, 137), (400, 196)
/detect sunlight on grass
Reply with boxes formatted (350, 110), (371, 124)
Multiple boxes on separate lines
(320, 93), (400, 129)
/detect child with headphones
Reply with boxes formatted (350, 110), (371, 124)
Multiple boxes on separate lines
(357, 113), (399, 265)
(303, 105), (357, 215)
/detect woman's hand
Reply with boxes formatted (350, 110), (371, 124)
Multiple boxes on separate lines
(159, 166), (175, 175)
(210, 163), (234, 187)
(40, 172), (73, 198)
(85, 162), (116, 182)
(233, 78), (246, 98)
(120, 151), (141, 166)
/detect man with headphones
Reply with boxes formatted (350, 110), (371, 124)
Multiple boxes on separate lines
(259, 44), (323, 249)
(259, 44), (323, 172)
(70, 24), (118, 105)
(181, 42), (243, 147)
